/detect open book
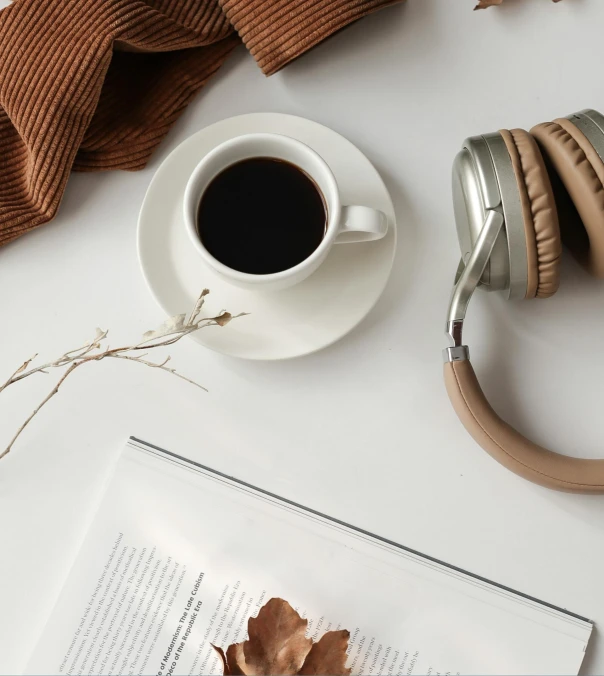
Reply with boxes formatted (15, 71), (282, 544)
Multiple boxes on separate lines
(26, 438), (592, 675)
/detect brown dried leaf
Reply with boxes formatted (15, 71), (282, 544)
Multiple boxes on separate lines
(226, 642), (248, 675)
(213, 644), (248, 676)
(15, 355), (36, 374)
(298, 630), (351, 676)
(241, 598), (312, 675)
(213, 312), (233, 327)
(216, 599), (351, 676)
(213, 645), (231, 675)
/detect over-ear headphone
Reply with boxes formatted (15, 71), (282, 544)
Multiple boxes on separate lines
(444, 109), (604, 493)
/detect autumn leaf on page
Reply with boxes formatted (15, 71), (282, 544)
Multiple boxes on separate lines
(213, 598), (351, 675)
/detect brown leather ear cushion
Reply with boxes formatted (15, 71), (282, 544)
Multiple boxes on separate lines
(500, 129), (561, 298)
(531, 119), (604, 278)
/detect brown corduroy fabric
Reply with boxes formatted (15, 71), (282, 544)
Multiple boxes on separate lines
(0, 0), (399, 247)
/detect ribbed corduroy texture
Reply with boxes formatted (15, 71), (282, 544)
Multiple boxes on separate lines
(0, 0), (399, 247)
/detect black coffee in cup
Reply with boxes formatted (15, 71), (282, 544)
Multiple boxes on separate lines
(197, 158), (326, 275)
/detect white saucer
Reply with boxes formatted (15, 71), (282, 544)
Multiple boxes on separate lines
(137, 113), (397, 360)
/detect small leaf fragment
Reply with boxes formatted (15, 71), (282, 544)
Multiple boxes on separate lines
(213, 645), (230, 674)
(298, 630), (351, 676)
(189, 289), (210, 323)
(91, 327), (108, 349)
(213, 312), (233, 327)
(226, 643), (248, 675)
(15, 354), (37, 374)
(141, 313), (186, 341)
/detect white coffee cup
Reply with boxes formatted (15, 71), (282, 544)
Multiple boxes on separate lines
(183, 133), (388, 291)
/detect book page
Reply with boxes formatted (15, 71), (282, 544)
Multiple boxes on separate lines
(26, 439), (592, 675)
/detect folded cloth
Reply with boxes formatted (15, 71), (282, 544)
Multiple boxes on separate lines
(0, 0), (399, 247)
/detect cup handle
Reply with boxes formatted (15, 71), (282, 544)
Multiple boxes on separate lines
(335, 206), (388, 243)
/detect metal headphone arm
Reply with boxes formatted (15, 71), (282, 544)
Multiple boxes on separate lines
(444, 209), (504, 363)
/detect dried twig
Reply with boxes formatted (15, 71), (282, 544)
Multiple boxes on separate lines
(0, 290), (244, 461)
(111, 354), (207, 391)
(2, 362), (84, 461)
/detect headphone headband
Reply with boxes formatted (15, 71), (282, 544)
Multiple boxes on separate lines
(444, 359), (604, 493)
(445, 108), (604, 493)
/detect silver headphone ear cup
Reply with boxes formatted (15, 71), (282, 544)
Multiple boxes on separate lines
(452, 133), (529, 300)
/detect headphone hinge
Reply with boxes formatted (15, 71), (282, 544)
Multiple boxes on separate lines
(444, 210), (504, 363)
(443, 345), (470, 363)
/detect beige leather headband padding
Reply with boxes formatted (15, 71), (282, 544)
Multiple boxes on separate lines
(499, 128), (561, 298)
(531, 119), (604, 278)
(444, 359), (604, 493)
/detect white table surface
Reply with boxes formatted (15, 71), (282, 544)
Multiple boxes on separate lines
(2, 1), (604, 674)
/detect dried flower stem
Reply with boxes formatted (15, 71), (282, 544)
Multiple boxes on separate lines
(0, 290), (244, 461)
(2, 362), (83, 461)
(111, 354), (206, 391)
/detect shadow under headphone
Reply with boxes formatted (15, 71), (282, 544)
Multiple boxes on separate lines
(445, 109), (604, 493)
